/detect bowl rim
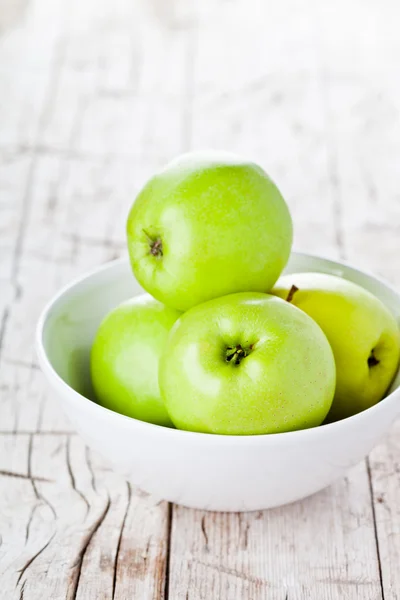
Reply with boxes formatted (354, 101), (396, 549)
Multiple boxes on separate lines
(36, 251), (400, 445)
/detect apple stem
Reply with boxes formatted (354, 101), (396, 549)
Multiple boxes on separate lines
(150, 238), (163, 257)
(143, 230), (163, 258)
(286, 285), (299, 303)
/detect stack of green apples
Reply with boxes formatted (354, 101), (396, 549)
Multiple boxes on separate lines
(91, 152), (400, 435)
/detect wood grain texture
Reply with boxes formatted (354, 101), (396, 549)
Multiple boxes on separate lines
(0, 0), (400, 598)
(312, 3), (400, 598)
(0, 434), (169, 599)
(166, 1), (400, 599)
(369, 422), (400, 599)
(169, 463), (381, 599)
(0, 0), (186, 597)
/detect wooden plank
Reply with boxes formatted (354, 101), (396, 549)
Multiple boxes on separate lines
(0, 0), (189, 597)
(0, 435), (36, 580)
(313, 0), (400, 281)
(0, 0), (66, 281)
(0, 434), (170, 599)
(167, 1), (384, 598)
(369, 423), (400, 599)
(191, 0), (339, 258)
(0, 0), (190, 432)
(169, 463), (381, 600)
(0, 0), (71, 432)
(313, 3), (400, 598)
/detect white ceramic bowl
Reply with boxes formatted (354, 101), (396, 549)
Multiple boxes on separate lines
(36, 253), (400, 512)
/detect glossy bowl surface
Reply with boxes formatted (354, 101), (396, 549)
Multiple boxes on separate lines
(36, 253), (400, 511)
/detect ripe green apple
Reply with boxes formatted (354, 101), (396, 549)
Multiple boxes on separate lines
(91, 294), (180, 426)
(159, 292), (335, 435)
(272, 272), (400, 421)
(126, 151), (293, 311)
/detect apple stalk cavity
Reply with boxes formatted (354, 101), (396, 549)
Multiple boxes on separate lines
(150, 238), (163, 257)
(225, 343), (253, 365)
(368, 350), (380, 368)
(143, 229), (163, 258)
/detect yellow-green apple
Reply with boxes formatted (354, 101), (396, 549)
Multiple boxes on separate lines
(159, 292), (335, 435)
(272, 272), (400, 421)
(91, 294), (180, 426)
(126, 151), (293, 311)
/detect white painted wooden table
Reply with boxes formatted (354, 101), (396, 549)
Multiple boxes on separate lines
(1, 0), (400, 597)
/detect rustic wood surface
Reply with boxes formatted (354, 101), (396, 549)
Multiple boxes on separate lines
(0, 0), (399, 598)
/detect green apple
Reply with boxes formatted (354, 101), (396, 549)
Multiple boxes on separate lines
(159, 292), (335, 435)
(126, 151), (293, 311)
(272, 272), (400, 421)
(91, 294), (180, 426)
